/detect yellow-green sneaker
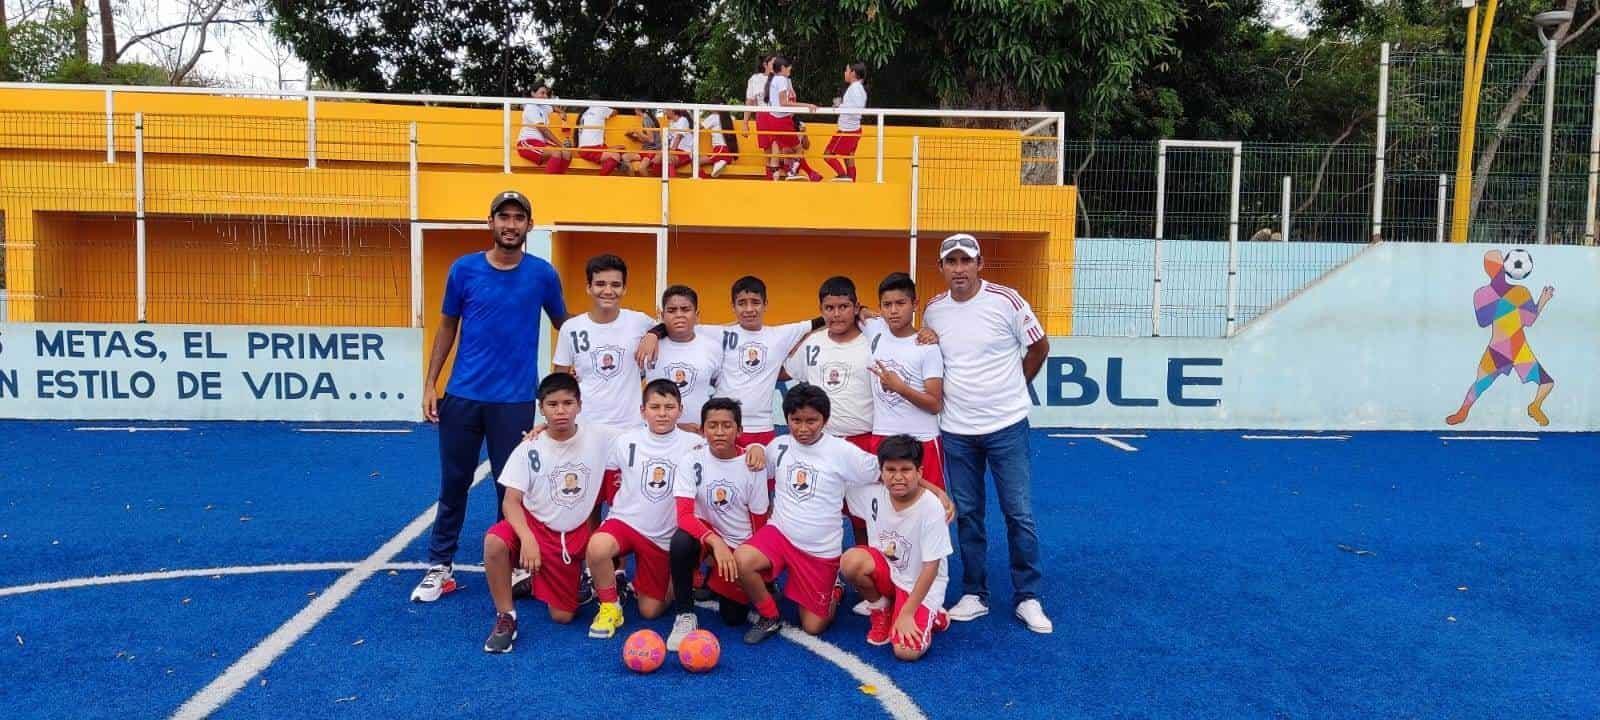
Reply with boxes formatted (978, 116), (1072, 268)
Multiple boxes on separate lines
(588, 601), (625, 639)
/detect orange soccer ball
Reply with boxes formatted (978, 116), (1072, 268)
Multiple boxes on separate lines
(677, 629), (721, 673)
(622, 629), (667, 673)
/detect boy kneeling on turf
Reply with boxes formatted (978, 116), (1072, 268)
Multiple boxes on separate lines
(737, 384), (952, 643)
(665, 397), (771, 650)
(482, 374), (618, 653)
(588, 380), (766, 639)
(841, 434), (952, 661)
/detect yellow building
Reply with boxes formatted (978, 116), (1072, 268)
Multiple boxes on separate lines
(0, 85), (1075, 386)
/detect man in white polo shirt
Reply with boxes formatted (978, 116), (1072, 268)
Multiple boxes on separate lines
(921, 233), (1053, 634)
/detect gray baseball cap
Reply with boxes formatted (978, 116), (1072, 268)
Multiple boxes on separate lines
(489, 189), (532, 217)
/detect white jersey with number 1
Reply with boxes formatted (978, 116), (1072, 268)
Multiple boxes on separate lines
(604, 427), (703, 550)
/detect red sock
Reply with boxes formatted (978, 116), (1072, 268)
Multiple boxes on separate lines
(755, 596), (779, 620)
(597, 585), (619, 603)
(796, 159), (820, 178)
(765, 165), (777, 180)
(847, 164), (857, 180)
(546, 156), (569, 174)
(825, 157), (846, 176)
(599, 158), (618, 176)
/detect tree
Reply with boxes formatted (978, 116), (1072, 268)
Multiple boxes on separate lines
(269, 0), (704, 99)
(1, 0), (258, 85)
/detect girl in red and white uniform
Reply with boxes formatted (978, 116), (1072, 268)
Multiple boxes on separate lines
(516, 84), (573, 174)
(574, 104), (634, 176)
(639, 108), (696, 177)
(825, 63), (868, 181)
(758, 56), (822, 182)
(696, 111), (739, 178)
(744, 55), (774, 137)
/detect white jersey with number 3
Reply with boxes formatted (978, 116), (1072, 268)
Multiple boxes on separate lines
(497, 425), (620, 533)
(674, 445), (770, 548)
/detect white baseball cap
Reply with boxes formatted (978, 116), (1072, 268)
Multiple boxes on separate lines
(939, 233), (981, 259)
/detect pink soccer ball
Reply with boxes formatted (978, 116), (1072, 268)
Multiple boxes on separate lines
(622, 629), (666, 673)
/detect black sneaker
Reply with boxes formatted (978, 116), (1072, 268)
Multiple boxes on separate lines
(693, 585), (713, 602)
(743, 615), (782, 644)
(511, 568), (532, 599)
(576, 569), (596, 606)
(615, 570), (636, 603)
(483, 612), (517, 653)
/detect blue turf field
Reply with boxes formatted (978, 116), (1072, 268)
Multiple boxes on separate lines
(1, 422), (1596, 719)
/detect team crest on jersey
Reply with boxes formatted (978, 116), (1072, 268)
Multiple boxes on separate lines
(820, 361), (851, 390)
(738, 342), (769, 374)
(785, 462), (819, 501)
(878, 529), (912, 573)
(642, 458), (676, 501)
(709, 482), (735, 510)
(872, 358), (910, 406)
(665, 362), (697, 391)
(591, 345), (626, 379)
(548, 462), (591, 509)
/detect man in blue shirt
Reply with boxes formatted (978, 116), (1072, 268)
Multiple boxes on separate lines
(413, 190), (570, 603)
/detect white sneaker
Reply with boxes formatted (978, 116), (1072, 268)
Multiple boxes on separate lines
(510, 568), (532, 598)
(710, 160), (728, 177)
(947, 594), (989, 621)
(410, 564), (455, 603)
(666, 612), (699, 652)
(852, 599), (872, 617)
(1015, 599), (1053, 634)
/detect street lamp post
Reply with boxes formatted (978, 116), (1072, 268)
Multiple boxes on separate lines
(1535, 10), (1574, 244)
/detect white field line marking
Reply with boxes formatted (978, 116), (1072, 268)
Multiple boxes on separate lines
(1046, 433), (1145, 452)
(74, 426), (190, 432)
(694, 601), (926, 720)
(1240, 435), (1350, 441)
(170, 460), (490, 720)
(1438, 435), (1539, 441)
(0, 563), (360, 598)
(0, 563), (490, 598)
(295, 428), (413, 434)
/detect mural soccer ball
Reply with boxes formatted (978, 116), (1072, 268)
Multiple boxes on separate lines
(1504, 249), (1533, 280)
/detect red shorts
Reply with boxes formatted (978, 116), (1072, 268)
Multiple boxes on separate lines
(578, 144), (610, 164)
(699, 544), (750, 605)
(825, 129), (862, 158)
(865, 546), (938, 651)
(844, 433), (875, 452)
(868, 434), (944, 489)
(596, 518), (671, 602)
(747, 524), (840, 618)
(705, 144), (736, 164)
(755, 113), (798, 150)
(485, 510), (592, 613)
(516, 138), (551, 163)
(737, 429), (777, 450)
(640, 149), (691, 169)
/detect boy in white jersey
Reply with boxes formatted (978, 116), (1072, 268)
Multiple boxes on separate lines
(586, 380), (699, 638)
(841, 434), (952, 660)
(823, 63), (868, 181)
(553, 254), (658, 432)
(515, 83), (573, 173)
(644, 285), (722, 433)
(866, 272), (945, 488)
(737, 384), (953, 644)
(482, 374), (618, 653)
(665, 397), (771, 650)
(784, 276), (875, 451)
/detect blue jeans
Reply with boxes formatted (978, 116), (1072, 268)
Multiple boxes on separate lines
(427, 394), (536, 565)
(942, 418), (1041, 605)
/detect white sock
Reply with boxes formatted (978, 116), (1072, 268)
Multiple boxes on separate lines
(502, 609), (517, 620)
(867, 597), (889, 610)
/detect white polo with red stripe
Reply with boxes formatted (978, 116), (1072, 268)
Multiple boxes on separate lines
(922, 280), (1045, 435)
